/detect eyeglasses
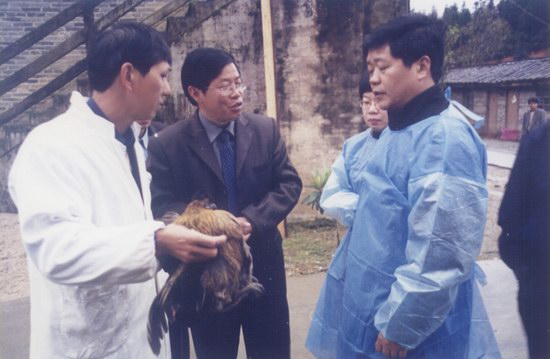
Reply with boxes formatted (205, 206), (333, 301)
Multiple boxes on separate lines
(360, 98), (381, 108)
(210, 83), (247, 96)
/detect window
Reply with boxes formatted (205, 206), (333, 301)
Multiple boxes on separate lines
(536, 87), (550, 112)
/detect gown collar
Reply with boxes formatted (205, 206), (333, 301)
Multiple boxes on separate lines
(388, 85), (449, 131)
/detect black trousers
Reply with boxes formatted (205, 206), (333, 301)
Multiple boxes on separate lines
(169, 241), (290, 359)
(169, 321), (190, 359)
(516, 265), (550, 359)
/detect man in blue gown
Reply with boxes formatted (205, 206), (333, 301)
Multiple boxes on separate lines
(306, 14), (501, 359)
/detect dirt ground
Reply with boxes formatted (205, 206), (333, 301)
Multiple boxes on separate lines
(0, 213), (28, 301)
(0, 161), (512, 302)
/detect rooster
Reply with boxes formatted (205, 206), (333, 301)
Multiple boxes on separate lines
(147, 199), (264, 355)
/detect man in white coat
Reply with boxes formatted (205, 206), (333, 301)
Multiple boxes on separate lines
(8, 22), (225, 358)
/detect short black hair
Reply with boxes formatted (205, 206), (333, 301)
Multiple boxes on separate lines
(528, 97), (539, 104)
(363, 13), (445, 83)
(358, 74), (372, 99)
(87, 21), (172, 92)
(180, 48), (239, 106)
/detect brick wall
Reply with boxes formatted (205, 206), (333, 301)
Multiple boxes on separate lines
(0, 0), (174, 114)
(0, 0), (179, 211)
(0, 0), (410, 213)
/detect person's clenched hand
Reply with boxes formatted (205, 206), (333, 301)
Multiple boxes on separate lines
(375, 332), (407, 358)
(155, 224), (226, 263)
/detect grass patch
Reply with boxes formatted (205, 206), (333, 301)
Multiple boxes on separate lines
(283, 218), (345, 276)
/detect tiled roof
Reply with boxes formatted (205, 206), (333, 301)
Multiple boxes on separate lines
(444, 57), (550, 84)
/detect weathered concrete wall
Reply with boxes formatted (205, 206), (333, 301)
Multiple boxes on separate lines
(165, 0), (266, 121)
(0, 0), (173, 113)
(472, 90), (487, 118)
(496, 90), (507, 132)
(272, 0), (366, 215)
(167, 0), (409, 216)
(0, 0), (181, 211)
(273, 0), (408, 216)
(0, 0), (409, 212)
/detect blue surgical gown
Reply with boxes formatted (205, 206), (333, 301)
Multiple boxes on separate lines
(320, 128), (381, 227)
(307, 104), (501, 358)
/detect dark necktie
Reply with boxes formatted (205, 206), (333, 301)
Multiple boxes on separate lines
(86, 98), (143, 201)
(123, 131), (143, 202)
(217, 130), (237, 213)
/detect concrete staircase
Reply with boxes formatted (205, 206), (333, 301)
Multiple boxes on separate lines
(0, 0), (249, 211)
(0, 0), (190, 211)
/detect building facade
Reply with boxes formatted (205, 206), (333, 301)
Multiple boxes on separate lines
(444, 57), (550, 139)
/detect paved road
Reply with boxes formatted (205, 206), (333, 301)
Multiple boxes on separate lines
(1, 142), (524, 358)
(285, 259), (528, 359)
(0, 259), (529, 358)
(488, 150), (516, 169)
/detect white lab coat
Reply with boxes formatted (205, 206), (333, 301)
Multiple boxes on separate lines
(9, 92), (170, 358)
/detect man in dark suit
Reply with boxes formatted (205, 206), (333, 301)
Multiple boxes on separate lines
(147, 48), (302, 359)
(499, 122), (550, 359)
(521, 97), (547, 137)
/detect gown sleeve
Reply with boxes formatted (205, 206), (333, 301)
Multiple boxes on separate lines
(320, 140), (359, 227)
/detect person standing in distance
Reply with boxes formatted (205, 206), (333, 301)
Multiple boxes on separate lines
(147, 47), (302, 359)
(8, 22), (225, 359)
(521, 96), (547, 137)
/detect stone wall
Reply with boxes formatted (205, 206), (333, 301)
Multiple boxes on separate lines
(166, 0), (409, 216)
(0, 0), (409, 212)
(0, 0), (181, 211)
(496, 90), (507, 131)
(0, 0), (174, 113)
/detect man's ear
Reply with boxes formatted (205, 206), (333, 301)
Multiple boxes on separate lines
(416, 55), (432, 81)
(119, 62), (135, 91)
(188, 86), (204, 104)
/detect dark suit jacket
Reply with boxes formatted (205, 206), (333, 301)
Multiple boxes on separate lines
(499, 122), (550, 272)
(148, 121), (166, 137)
(522, 108), (547, 136)
(147, 111), (302, 249)
(147, 111), (301, 358)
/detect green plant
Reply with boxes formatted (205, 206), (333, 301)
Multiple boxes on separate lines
(301, 169), (331, 214)
(301, 168), (343, 247)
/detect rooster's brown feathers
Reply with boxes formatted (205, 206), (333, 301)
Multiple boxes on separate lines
(147, 199), (264, 354)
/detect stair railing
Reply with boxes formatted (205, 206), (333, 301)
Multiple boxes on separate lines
(0, 0), (195, 158)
